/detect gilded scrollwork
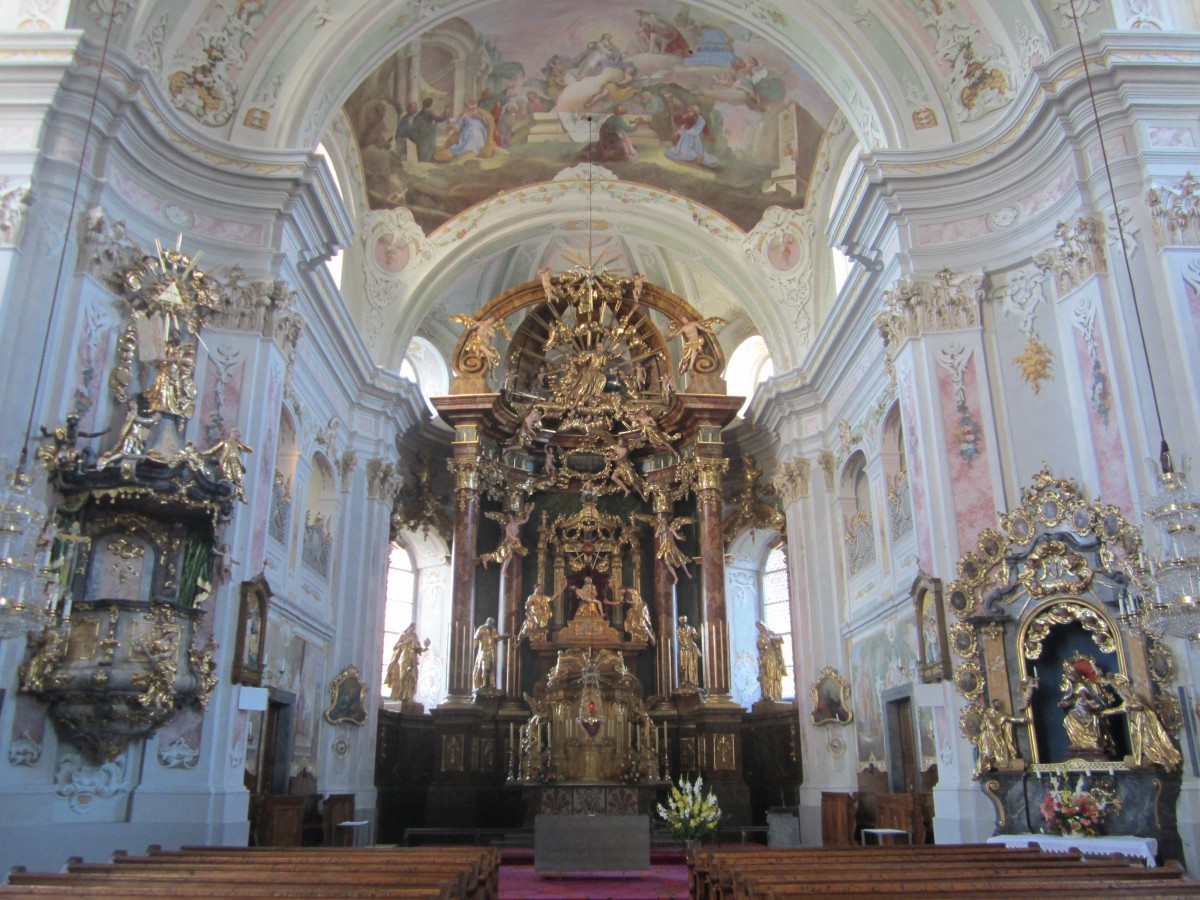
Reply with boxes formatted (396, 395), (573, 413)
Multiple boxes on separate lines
(1017, 539), (1093, 598)
(1021, 600), (1115, 660)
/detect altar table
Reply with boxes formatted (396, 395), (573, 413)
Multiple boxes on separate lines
(986, 833), (1158, 866)
(534, 813), (651, 873)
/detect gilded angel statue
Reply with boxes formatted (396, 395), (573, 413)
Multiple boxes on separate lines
(665, 314), (728, 376)
(480, 501), (534, 575)
(450, 313), (511, 375)
(632, 512), (695, 584)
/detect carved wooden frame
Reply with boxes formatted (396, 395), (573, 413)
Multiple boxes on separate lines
(913, 572), (949, 683)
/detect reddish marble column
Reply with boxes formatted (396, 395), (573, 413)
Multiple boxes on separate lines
(446, 457), (482, 700)
(500, 564), (522, 700)
(695, 457), (731, 699)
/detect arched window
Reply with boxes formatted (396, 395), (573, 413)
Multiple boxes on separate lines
(726, 335), (774, 418)
(379, 542), (416, 697)
(761, 543), (794, 697)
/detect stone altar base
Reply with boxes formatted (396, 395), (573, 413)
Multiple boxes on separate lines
(534, 814), (650, 874)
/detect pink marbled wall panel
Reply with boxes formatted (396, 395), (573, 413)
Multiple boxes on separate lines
(109, 170), (266, 246)
(917, 214), (989, 246)
(249, 361), (284, 570)
(1186, 276), (1200, 347)
(198, 349), (245, 447)
(1019, 165), (1074, 220)
(899, 369), (932, 568)
(1072, 325), (1133, 514)
(1148, 126), (1195, 148)
(936, 356), (997, 553)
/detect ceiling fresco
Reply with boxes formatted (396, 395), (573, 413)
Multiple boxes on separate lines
(343, 0), (839, 233)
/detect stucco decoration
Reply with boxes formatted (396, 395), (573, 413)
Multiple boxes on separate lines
(876, 268), (985, 381)
(996, 268), (1054, 395)
(912, 0), (1015, 123)
(1033, 218), (1106, 295)
(1149, 173), (1200, 248)
(743, 206), (816, 344)
(167, 0), (267, 127)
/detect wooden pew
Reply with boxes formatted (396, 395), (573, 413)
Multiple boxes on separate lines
(689, 845), (1198, 900)
(4, 844), (498, 900)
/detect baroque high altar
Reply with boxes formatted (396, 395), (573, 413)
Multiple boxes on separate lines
(379, 268), (797, 825)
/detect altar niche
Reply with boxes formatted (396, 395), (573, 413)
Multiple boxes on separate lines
(948, 466), (1183, 861)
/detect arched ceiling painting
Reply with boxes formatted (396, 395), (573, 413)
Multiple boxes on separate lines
(344, 1), (839, 234)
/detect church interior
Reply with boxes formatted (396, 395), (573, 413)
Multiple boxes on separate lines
(2, 0), (1200, 888)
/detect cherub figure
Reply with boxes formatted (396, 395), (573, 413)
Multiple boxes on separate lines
(480, 500), (534, 575)
(450, 313), (511, 376)
(95, 401), (161, 469)
(666, 315), (728, 377)
(633, 512), (694, 584)
(604, 436), (645, 499)
(631, 271), (645, 301)
(537, 267), (559, 303)
(506, 404), (544, 451)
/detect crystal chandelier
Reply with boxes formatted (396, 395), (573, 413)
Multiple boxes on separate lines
(0, 461), (49, 640)
(1067, 0), (1200, 640)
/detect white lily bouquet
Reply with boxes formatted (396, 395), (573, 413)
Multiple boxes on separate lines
(657, 774), (721, 841)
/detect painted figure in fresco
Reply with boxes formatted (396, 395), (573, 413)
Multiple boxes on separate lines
(623, 587), (655, 645)
(410, 97), (446, 162)
(205, 429), (253, 501)
(578, 105), (642, 162)
(472, 617), (508, 691)
(585, 64), (640, 111)
(635, 9), (691, 57)
(439, 98), (494, 159)
(1104, 674), (1182, 771)
(677, 615), (701, 689)
(756, 620), (786, 701)
(972, 699), (1027, 779)
(517, 583), (555, 643)
(395, 100), (419, 150)
(385, 622), (429, 702)
(665, 103), (717, 168)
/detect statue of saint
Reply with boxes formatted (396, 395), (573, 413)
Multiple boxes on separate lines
(677, 615), (701, 689)
(1058, 656), (1116, 758)
(385, 623), (429, 702)
(973, 699), (1027, 779)
(574, 576), (604, 617)
(516, 583), (555, 643)
(471, 617), (508, 692)
(622, 588), (655, 645)
(755, 620), (786, 701)
(1105, 674), (1182, 771)
(204, 429), (253, 501)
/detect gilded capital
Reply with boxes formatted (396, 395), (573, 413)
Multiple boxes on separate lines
(694, 457), (729, 492)
(447, 457), (481, 492)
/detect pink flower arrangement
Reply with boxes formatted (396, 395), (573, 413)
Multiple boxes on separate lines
(1040, 776), (1119, 836)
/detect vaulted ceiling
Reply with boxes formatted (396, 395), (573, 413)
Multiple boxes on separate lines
(66, 1), (1115, 374)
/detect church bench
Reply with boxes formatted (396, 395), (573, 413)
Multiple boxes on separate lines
(158, 846), (498, 898)
(3, 874), (453, 899)
(691, 845), (1065, 898)
(738, 865), (1189, 900)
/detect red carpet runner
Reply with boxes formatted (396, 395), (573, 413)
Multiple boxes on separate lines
(499, 848), (689, 899)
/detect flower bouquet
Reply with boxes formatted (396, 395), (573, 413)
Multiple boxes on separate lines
(1040, 776), (1120, 836)
(615, 751), (651, 784)
(656, 774), (721, 842)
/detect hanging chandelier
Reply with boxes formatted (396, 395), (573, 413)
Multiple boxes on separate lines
(1065, 0), (1200, 640)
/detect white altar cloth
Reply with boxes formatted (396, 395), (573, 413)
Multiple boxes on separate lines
(986, 833), (1157, 866)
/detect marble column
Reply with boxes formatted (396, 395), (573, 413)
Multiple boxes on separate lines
(500, 558), (522, 702)
(445, 456), (482, 701)
(694, 456), (732, 701)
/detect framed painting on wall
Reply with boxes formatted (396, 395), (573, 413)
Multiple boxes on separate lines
(913, 572), (949, 683)
(233, 574), (269, 686)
